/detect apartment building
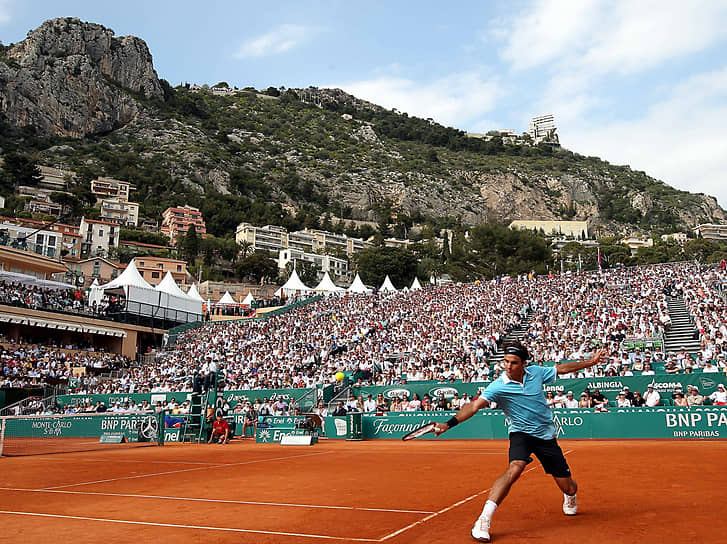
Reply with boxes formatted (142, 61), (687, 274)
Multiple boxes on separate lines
(99, 197), (140, 226)
(161, 205), (207, 245)
(528, 114), (557, 144)
(235, 223), (369, 257)
(694, 223), (727, 241)
(509, 220), (588, 239)
(79, 218), (120, 257)
(278, 248), (348, 279)
(134, 256), (189, 286)
(91, 178), (135, 200)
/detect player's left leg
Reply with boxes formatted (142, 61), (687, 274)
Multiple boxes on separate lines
(532, 438), (578, 515)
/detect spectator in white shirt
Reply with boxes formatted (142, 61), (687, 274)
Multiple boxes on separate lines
(363, 394), (377, 412)
(563, 391), (579, 408)
(644, 385), (661, 407)
(709, 384), (727, 405)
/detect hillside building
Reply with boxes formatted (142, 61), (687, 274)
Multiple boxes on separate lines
(161, 205), (207, 245)
(235, 222), (369, 257)
(661, 232), (688, 244)
(278, 248), (348, 280)
(694, 223), (727, 241)
(79, 217), (120, 257)
(91, 178), (134, 200)
(529, 114), (557, 144)
(99, 197), (139, 227)
(133, 256), (189, 286)
(509, 220), (588, 239)
(621, 236), (654, 256)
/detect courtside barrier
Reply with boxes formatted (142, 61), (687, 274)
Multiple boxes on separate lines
(326, 407), (727, 440)
(352, 373), (727, 401)
(56, 387), (316, 409)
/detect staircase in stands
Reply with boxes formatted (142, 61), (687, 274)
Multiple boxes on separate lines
(663, 295), (701, 355)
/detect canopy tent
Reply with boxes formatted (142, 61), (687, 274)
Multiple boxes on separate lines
(379, 275), (398, 293)
(216, 291), (238, 306)
(154, 271), (202, 320)
(410, 277), (423, 291)
(97, 259), (153, 295)
(347, 273), (372, 294)
(96, 260), (202, 323)
(241, 292), (255, 306)
(0, 269), (75, 290)
(155, 271), (190, 299)
(279, 269), (312, 296)
(313, 272), (346, 294)
(186, 283), (205, 302)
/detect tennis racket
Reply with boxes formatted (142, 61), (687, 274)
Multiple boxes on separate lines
(401, 421), (437, 441)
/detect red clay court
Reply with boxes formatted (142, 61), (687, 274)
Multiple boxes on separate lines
(0, 439), (724, 543)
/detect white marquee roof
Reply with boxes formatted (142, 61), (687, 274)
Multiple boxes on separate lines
(155, 271), (189, 299)
(347, 273), (371, 293)
(410, 277), (423, 291)
(186, 283), (205, 302)
(379, 275), (397, 293)
(313, 272), (345, 294)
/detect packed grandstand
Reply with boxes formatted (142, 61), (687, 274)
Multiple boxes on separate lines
(2, 261), (726, 417)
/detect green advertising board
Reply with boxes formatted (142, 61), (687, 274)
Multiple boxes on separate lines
(4, 413), (161, 442)
(56, 388), (316, 409)
(352, 373), (726, 402)
(326, 406), (727, 440)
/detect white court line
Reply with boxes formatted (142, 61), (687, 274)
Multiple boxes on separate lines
(42, 450), (333, 490)
(0, 488), (434, 515)
(377, 449), (575, 541)
(0, 511), (379, 542)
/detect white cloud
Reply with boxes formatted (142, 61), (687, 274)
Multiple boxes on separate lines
(497, 0), (727, 76)
(0, 0), (13, 25)
(234, 24), (320, 59)
(334, 71), (502, 129)
(565, 67), (727, 208)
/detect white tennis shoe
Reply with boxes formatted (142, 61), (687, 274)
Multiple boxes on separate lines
(471, 516), (491, 542)
(563, 493), (578, 515)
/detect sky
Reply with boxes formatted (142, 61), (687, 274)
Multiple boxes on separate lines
(2, 0), (727, 209)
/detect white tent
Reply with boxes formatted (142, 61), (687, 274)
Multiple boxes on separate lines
(154, 271), (203, 320)
(379, 275), (398, 293)
(216, 291), (238, 306)
(96, 259), (202, 323)
(186, 283), (205, 302)
(98, 259), (153, 293)
(410, 277), (423, 291)
(313, 272), (346, 294)
(155, 271), (190, 299)
(279, 269), (312, 296)
(347, 273), (372, 294)
(241, 292), (255, 306)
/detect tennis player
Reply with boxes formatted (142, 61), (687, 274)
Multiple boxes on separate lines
(434, 340), (608, 542)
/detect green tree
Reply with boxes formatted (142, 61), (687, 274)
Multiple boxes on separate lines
(1, 153), (42, 187)
(355, 246), (417, 288)
(235, 250), (278, 283)
(180, 224), (200, 262)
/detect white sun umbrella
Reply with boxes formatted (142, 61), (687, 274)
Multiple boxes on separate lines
(347, 273), (372, 293)
(410, 277), (423, 290)
(379, 275), (397, 293)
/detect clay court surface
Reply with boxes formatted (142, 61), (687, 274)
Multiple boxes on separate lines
(0, 439), (725, 543)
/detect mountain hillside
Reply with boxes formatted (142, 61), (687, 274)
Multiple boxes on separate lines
(1, 17), (724, 238)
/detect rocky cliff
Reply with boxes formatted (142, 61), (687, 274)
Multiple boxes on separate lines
(1, 18), (725, 237)
(0, 17), (163, 138)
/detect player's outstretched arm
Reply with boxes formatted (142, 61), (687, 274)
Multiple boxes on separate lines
(434, 397), (489, 436)
(556, 347), (609, 375)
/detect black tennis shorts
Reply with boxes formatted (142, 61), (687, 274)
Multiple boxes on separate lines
(509, 432), (571, 478)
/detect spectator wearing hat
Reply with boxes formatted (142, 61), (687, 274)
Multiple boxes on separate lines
(553, 388), (567, 408)
(644, 385), (661, 407)
(686, 386), (704, 406)
(563, 391), (579, 409)
(578, 392), (592, 408)
(709, 384), (727, 405)
(616, 392), (631, 407)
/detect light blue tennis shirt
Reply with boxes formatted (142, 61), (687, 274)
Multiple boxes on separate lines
(482, 365), (557, 440)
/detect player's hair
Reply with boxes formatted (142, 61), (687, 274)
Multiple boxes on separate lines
(502, 340), (529, 362)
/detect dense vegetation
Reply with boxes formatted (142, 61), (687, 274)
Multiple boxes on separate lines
(1, 83), (724, 284)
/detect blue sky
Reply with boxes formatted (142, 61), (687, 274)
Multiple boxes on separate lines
(3, 0), (727, 210)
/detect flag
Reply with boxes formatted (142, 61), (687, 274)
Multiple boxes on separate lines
(597, 248), (602, 273)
